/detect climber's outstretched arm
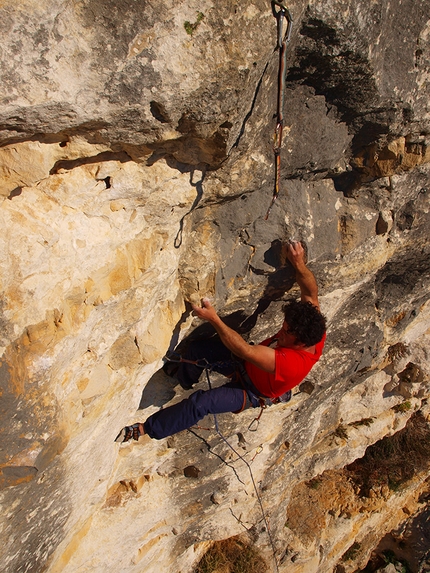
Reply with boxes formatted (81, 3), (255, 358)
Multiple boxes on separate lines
(283, 241), (320, 309)
(192, 299), (275, 373)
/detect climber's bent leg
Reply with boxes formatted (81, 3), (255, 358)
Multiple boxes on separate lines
(144, 383), (256, 440)
(174, 337), (235, 389)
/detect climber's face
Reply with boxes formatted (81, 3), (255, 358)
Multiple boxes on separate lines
(277, 321), (298, 348)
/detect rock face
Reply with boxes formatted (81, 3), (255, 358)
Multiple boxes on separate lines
(0, 1), (429, 573)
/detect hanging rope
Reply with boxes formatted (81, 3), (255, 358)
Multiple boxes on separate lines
(164, 353), (280, 572)
(203, 366), (280, 573)
(265, 1), (293, 220)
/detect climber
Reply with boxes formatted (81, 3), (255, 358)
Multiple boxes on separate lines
(115, 241), (326, 442)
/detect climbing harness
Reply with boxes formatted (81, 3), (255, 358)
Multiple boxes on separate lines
(265, 1), (293, 220)
(164, 352), (280, 572)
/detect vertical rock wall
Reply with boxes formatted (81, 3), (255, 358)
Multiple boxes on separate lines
(0, 1), (429, 572)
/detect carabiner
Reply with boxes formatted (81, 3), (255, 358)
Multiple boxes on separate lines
(282, 11), (293, 44)
(272, 1), (293, 47)
(164, 351), (183, 363)
(272, 0), (288, 11)
(163, 352), (209, 368)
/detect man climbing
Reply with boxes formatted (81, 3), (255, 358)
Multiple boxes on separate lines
(115, 241), (326, 442)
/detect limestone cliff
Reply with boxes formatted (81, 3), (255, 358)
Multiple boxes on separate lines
(0, 1), (429, 572)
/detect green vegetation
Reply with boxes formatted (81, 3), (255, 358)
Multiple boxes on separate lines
(341, 541), (361, 561)
(346, 412), (430, 496)
(360, 547), (412, 572)
(382, 549), (411, 573)
(184, 12), (204, 35)
(194, 536), (267, 573)
(387, 342), (408, 361)
(393, 401), (412, 413)
(334, 424), (348, 439)
(307, 478), (323, 490)
(351, 417), (374, 428)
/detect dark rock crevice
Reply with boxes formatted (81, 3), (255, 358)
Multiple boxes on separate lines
(231, 58), (271, 152)
(49, 150), (133, 175)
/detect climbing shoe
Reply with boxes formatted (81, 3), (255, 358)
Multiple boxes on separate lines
(115, 423), (144, 443)
(279, 390), (292, 403)
(271, 390), (292, 405)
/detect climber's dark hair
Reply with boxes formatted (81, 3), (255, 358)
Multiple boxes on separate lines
(283, 299), (326, 347)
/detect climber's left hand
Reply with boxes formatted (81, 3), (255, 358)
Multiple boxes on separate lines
(191, 298), (219, 323)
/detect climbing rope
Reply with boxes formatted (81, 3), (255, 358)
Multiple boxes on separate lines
(265, 1), (293, 220)
(203, 366), (280, 573)
(164, 353), (280, 573)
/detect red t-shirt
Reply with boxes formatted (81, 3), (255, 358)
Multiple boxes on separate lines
(245, 332), (326, 398)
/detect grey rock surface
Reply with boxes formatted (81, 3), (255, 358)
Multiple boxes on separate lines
(0, 1), (429, 573)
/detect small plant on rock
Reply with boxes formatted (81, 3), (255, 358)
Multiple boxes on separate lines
(194, 536), (267, 573)
(334, 424), (348, 440)
(341, 541), (361, 561)
(307, 477), (323, 490)
(346, 412), (430, 496)
(351, 417), (375, 428)
(393, 401), (412, 413)
(382, 549), (411, 573)
(184, 12), (204, 35)
(387, 342), (408, 362)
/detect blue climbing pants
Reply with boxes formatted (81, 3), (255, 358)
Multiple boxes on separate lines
(143, 337), (262, 439)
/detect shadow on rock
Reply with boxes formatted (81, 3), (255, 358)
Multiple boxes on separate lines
(138, 249), (297, 410)
(138, 369), (177, 410)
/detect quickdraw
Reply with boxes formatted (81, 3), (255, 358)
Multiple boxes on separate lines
(164, 351), (235, 371)
(164, 351), (210, 369)
(265, 1), (293, 220)
(248, 399), (267, 432)
(250, 444), (264, 463)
